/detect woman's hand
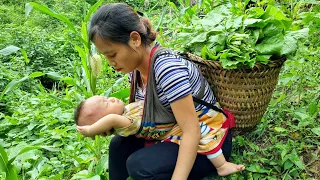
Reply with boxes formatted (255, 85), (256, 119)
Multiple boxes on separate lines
(170, 94), (201, 180)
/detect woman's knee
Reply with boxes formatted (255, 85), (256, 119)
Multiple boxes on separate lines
(126, 152), (153, 180)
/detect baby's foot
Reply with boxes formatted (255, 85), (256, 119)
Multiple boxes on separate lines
(217, 162), (245, 176)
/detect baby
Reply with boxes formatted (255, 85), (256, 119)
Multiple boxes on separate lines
(75, 95), (245, 176)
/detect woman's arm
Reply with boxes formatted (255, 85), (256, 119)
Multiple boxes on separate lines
(77, 114), (132, 138)
(170, 94), (200, 180)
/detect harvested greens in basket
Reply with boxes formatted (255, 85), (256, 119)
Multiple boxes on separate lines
(174, 5), (309, 69)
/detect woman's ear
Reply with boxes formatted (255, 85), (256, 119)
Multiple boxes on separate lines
(129, 31), (141, 48)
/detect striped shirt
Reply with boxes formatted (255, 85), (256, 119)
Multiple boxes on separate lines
(129, 47), (216, 112)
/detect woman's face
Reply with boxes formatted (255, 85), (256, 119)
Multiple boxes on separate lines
(93, 35), (141, 73)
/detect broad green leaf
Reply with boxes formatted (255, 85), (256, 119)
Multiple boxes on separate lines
(110, 88), (130, 102)
(311, 128), (320, 136)
(247, 7), (265, 18)
(0, 76), (29, 97)
(61, 77), (76, 86)
(29, 72), (45, 78)
(256, 55), (271, 64)
(261, 5), (292, 30)
(308, 100), (318, 116)
(7, 164), (18, 180)
(274, 127), (287, 132)
(0, 145), (9, 174)
(94, 155), (108, 175)
(289, 168), (299, 177)
(243, 18), (262, 26)
(280, 35), (297, 56)
(256, 33), (284, 55)
(8, 146), (57, 164)
(84, 0), (104, 22)
(262, 23), (283, 38)
(0, 45), (20, 56)
(201, 12), (225, 28)
(168, 2), (179, 12)
(46, 72), (62, 80)
(281, 28), (309, 55)
(71, 170), (90, 179)
(294, 112), (309, 120)
(84, 175), (100, 180)
(25, 3), (33, 17)
(283, 159), (294, 170)
(189, 32), (208, 45)
(0, 145), (8, 165)
(287, 150), (305, 170)
(29, 2), (76, 33)
(246, 164), (269, 173)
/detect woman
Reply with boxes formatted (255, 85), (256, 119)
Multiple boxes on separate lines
(88, 3), (233, 180)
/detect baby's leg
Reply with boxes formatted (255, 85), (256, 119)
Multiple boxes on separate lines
(207, 149), (245, 176)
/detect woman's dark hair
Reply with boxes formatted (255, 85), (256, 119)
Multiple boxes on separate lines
(89, 3), (156, 46)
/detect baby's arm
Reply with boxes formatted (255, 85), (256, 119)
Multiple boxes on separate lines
(77, 114), (132, 138)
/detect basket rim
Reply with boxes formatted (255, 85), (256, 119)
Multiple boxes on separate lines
(182, 52), (286, 71)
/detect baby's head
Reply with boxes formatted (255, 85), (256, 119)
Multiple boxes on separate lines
(74, 96), (125, 126)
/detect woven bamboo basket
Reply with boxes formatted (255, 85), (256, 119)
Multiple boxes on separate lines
(184, 52), (286, 130)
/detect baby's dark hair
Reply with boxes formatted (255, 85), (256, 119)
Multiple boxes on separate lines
(74, 101), (85, 125)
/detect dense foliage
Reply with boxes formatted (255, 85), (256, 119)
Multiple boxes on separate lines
(0, 0), (319, 179)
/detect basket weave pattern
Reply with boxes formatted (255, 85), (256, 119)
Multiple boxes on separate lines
(186, 53), (285, 129)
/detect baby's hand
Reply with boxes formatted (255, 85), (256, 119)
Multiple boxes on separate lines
(77, 125), (93, 137)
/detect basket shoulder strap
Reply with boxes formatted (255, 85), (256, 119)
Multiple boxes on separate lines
(192, 96), (228, 118)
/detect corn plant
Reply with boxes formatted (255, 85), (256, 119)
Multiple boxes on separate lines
(25, 0), (104, 98)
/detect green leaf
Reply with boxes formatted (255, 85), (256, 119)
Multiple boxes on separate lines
(274, 127), (287, 132)
(0, 76), (29, 98)
(110, 88), (130, 102)
(168, 2), (179, 12)
(256, 55), (271, 64)
(29, 2), (76, 33)
(46, 72), (62, 80)
(246, 164), (269, 173)
(311, 128), (320, 136)
(281, 28), (309, 56)
(0, 45), (20, 56)
(289, 168), (299, 177)
(283, 159), (294, 170)
(84, 0), (103, 22)
(308, 100), (318, 116)
(294, 112), (309, 120)
(7, 164), (18, 180)
(94, 155), (108, 175)
(262, 23), (283, 38)
(29, 72), (45, 78)
(287, 149), (305, 170)
(61, 77), (76, 86)
(201, 12), (225, 28)
(243, 18), (262, 26)
(189, 32), (208, 45)
(84, 175), (101, 180)
(25, 3), (33, 17)
(8, 146), (58, 164)
(71, 170), (90, 179)
(261, 5), (292, 30)
(0, 145), (9, 174)
(20, 49), (30, 64)
(256, 33), (284, 55)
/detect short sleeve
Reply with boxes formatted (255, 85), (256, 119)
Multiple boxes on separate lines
(154, 52), (192, 103)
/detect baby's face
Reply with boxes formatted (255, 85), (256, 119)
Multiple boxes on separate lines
(78, 96), (125, 126)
